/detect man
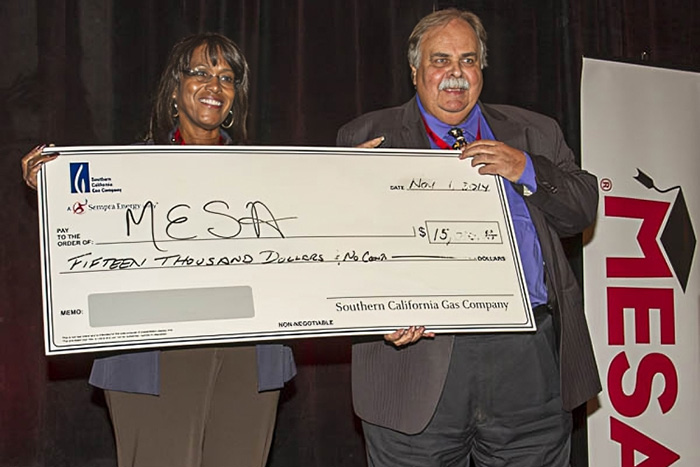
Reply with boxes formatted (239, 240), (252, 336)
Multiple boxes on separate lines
(337, 9), (601, 467)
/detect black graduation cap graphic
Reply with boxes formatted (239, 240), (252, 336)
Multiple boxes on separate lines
(634, 169), (696, 292)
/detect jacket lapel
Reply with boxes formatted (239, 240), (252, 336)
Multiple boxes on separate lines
(480, 103), (529, 151)
(400, 97), (431, 149)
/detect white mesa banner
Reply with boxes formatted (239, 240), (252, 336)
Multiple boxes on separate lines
(582, 58), (700, 466)
(38, 146), (534, 355)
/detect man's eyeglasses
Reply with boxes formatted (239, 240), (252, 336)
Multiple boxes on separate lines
(182, 68), (236, 89)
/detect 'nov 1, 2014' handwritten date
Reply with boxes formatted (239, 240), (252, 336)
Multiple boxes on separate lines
(389, 178), (491, 192)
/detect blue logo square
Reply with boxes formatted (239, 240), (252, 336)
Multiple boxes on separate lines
(69, 162), (90, 194)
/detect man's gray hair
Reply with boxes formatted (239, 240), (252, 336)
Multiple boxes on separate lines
(407, 9), (488, 69)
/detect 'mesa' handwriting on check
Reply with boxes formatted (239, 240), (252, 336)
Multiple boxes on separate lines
(125, 199), (290, 252)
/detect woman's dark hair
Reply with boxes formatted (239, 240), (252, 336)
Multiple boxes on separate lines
(146, 33), (250, 144)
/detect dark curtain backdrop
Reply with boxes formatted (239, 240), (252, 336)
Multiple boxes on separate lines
(1, 1), (697, 466)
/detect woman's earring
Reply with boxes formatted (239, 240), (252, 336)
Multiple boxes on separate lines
(221, 109), (234, 129)
(172, 102), (179, 119)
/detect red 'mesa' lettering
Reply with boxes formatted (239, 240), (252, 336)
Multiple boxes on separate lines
(604, 196), (680, 466)
(611, 417), (680, 467)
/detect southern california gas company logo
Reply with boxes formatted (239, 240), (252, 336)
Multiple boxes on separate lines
(68, 162), (123, 194)
(69, 162), (90, 194)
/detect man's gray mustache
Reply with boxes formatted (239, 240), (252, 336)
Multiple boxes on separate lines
(438, 78), (470, 91)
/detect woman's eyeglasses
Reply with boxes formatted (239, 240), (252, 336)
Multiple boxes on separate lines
(182, 68), (236, 89)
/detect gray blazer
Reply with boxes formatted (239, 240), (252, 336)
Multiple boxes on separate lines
(337, 97), (601, 434)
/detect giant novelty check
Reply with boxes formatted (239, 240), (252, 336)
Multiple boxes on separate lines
(38, 146), (534, 355)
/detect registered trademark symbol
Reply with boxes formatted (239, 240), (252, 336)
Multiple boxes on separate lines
(600, 178), (612, 192)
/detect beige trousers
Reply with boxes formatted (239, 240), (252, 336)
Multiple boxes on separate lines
(105, 346), (279, 467)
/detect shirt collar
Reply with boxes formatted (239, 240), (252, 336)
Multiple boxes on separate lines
(167, 127), (234, 145)
(416, 94), (481, 143)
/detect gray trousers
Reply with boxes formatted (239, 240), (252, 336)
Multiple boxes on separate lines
(105, 346), (279, 467)
(363, 309), (572, 467)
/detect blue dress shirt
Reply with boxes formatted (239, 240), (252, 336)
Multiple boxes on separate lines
(416, 96), (547, 307)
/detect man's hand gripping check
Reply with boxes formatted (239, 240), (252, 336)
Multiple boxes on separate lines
(356, 137), (527, 348)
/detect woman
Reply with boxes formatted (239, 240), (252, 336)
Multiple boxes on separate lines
(21, 33), (295, 467)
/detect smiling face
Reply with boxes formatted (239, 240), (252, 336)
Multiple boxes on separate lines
(172, 44), (236, 142)
(411, 19), (483, 126)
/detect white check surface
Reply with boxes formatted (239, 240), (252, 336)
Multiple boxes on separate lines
(38, 146), (533, 354)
